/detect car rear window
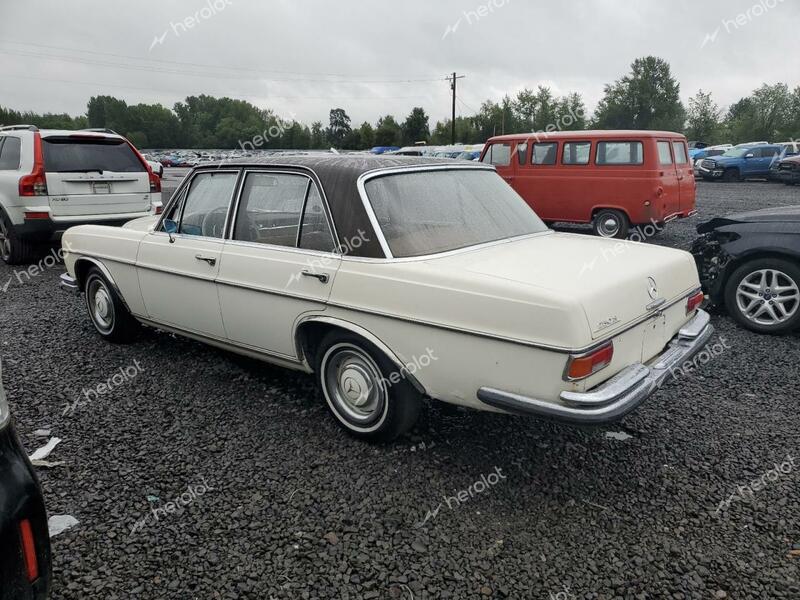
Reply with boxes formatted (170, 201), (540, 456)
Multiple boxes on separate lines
(657, 142), (673, 165)
(672, 141), (689, 164)
(42, 137), (146, 173)
(596, 141), (643, 165)
(481, 143), (511, 166)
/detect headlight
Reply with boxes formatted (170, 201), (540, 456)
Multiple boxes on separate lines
(0, 364), (10, 430)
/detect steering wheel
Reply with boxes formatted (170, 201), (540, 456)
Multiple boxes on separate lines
(201, 207), (228, 238)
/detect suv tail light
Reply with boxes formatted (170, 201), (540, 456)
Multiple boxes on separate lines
(687, 289), (705, 315)
(18, 132), (48, 196)
(564, 342), (614, 381)
(18, 519), (39, 582)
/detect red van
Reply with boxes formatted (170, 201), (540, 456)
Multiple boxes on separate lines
(480, 131), (696, 238)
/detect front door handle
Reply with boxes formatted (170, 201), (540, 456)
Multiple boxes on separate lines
(302, 270), (329, 284)
(195, 254), (217, 266)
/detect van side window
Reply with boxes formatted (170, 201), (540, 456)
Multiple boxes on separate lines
(482, 143), (511, 166)
(657, 142), (673, 165)
(672, 142), (689, 164)
(532, 143), (558, 165)
(596, 142), (643, 165)
(562, 142), (591, 165)
(517, 142), (528, 165)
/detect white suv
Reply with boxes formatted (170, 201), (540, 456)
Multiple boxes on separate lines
(0, 125), (162, 264)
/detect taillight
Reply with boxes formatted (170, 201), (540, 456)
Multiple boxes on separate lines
(686, 289), (705, 315)
(19, 132), (48, 197)
(154, 204), (164, 215)
(149, 170), (161, 193)
(18, 519), (39, 582)
(24, 212), (50, 220)
(565, 342), (614, 381)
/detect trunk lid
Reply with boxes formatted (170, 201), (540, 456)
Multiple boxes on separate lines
(426, 232), (699, 339)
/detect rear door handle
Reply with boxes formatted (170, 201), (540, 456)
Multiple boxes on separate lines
(195, 254), (217, 266)
(302, 270), (329, 284)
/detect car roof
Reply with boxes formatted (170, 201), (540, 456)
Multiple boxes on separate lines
(190, 155), (487, 260)
(488, 130), (686, 142)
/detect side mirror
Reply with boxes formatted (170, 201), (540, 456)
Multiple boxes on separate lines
(745, 153), (755, 159)
(163, 219), (178, 244)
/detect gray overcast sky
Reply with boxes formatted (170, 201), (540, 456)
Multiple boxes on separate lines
(0, 0), (798, 126)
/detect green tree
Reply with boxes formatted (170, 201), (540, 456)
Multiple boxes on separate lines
(686, 90), (722, 143)
(374, 115), (402, 147)
(593, 56), (685, 131)
(326, 108), (351, 148)
(310, 121), (326, 149)
(401, 107), (430, 145)
(724, 83), (794, 143)
(356, 122), (375, 148)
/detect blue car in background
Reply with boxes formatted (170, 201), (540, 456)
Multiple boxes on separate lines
(697, 144), (783, 182)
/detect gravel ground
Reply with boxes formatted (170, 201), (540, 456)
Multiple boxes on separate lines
(1, 180), (799, 599)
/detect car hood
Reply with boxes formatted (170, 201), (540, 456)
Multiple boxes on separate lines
(423, 232), (699, 339)
(697, 205), (800, 232)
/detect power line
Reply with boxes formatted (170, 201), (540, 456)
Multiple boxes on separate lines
(449, 73), (466, 144)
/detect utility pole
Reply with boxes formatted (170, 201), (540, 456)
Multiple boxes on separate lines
(449, 72), (465, 145)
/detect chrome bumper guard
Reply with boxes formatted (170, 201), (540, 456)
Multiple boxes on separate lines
(477, 309), (714, 425)
(60, 273), (79, 294)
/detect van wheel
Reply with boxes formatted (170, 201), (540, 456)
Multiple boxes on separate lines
(84, 267), (139, 343)
(722, 169), (741, 183)
(724, 258), (800, 335)
(0, 212), (38, 265)
(592, 209), (629, 239)
(315, 331), (421, 442)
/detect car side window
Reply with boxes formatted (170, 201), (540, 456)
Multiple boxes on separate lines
(596, 141), (644, 165)
(0, 137), (21, 170)
(657, 142), (673, 165)
(481, 143), (511, 166)
(672, 142), (689, 164)
(177, 172), (238, 238)
(233, 173), (309, 248)
(562, 142), (591, 165)
(532, 142), (558, 165)
(298, 185), (335, 252)
(516, 142), (528, 165)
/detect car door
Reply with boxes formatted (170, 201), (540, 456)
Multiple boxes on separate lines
(216, 170), (341, 358)
(671, 140), (695, 215)
(136, 169), (240, 338)
(656, 141), (681, 218)
(759, 146), (780, 175)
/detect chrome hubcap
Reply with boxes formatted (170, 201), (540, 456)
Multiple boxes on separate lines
(88, 279), (115, 332)
(598, 216), (620, 237)
(736, 269), (800, 326)
(324, 345), (387, 425)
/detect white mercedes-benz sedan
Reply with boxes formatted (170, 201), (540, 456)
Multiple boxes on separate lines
(60, 156), (713, 441)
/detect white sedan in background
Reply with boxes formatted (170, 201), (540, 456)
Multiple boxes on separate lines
(60, 156), (713, 441)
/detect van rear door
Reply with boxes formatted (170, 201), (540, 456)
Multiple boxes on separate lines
(42, 135), (152, 217)
(656, 140), (681, 220)
(671, 140), (695, 216)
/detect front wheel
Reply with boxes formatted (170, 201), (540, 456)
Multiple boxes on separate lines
(0, 211), (38, 265)
(724, 258), (800, 335)
(592, 209), (630, 239)
(84, 267), (139, 343)
(315, 332), (422, 442)
(722, 169), (741, 183)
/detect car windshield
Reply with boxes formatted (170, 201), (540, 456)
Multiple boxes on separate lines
(363, 168), (548, 258)
(721, 148), (751, 158)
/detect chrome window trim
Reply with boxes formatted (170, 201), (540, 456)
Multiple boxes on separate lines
(355, 163), (507, 261)
(228, 168), (339, 255)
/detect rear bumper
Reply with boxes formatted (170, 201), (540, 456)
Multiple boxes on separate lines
(14, 213), (156, 242)
(0, 424), (52, 600)
(477, 309), (714, 425)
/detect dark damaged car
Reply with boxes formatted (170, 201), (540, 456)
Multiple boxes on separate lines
(0, 366), (52, 600)
(692, 206), (800, 334)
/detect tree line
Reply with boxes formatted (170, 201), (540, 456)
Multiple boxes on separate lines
(1, 56), (798, 149)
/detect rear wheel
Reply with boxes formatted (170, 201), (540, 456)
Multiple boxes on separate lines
(592, 209), (630, 239)
(724, 258), (800, 335)
(0, 211), (38, 265)
(84, 267), (139, 343)
(315, 331), (422, 442)
(722, 169), (741, 183)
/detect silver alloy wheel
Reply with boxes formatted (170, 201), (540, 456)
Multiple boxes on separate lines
(597, 216), (621, 238)
(87, 278), (115, 334)
(0, 217), (11, 262)
(321, 343), (388, 430)
(736, 268), (800, 326)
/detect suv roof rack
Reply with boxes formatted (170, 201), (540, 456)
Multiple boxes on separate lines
(0, 124), (39, 132)
(81, 128), (118, 135)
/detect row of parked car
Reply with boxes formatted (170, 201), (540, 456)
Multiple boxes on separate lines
(690, 140), (800, 184)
